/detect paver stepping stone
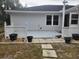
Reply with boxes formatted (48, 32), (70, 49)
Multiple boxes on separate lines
(43, 58), (52, 59)
(43, 50), (57, 58)
(52, 39), (64, 43)
(39, 39), (53, 43)
(41, 44), (53, 49)
(32, 39), (40, 43)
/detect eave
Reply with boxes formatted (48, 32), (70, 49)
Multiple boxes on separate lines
(5, 10), (62, 14)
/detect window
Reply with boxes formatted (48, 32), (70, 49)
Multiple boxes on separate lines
(46, 15), (52, 25)
(53, 15), (59, 25)
(6, 15), (11, 26)
(71, 14), (78, 24)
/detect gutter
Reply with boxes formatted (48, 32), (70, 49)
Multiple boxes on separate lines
(5, 10), (61, 14)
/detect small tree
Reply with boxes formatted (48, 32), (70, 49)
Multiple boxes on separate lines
(0, 0), (23, 26)
(0, 0), (5, 26)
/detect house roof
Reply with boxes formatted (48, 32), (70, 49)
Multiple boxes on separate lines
(5, 5), (75, 14)
(13, 5), (74, 11)
(65, 5), (79, 12)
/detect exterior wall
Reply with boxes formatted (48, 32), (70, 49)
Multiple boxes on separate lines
(62, 12), (79, 37)
(5, 13), (62, 38)
(69, 12), (79, 35)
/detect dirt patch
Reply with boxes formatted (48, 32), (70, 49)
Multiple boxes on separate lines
(0, 33), (4, 42)
(0, 44), (42, 59)
(52, 43), (79, 59)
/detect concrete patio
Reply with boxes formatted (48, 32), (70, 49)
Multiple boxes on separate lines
(27, 31), (61, 38)
(25, 38), (65, 43)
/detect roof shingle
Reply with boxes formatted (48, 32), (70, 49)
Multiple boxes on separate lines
(14, 5), (74, 11)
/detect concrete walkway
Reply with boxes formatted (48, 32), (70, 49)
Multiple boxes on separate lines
(0, 42), (25, 44)
(43, 50), (57, 58)
(0, 38), (79, 44)
(26, 39), (64, 43)
(0, 39), (64, 44)
(41, 44), (57, 59)
(71, 39), (79, 43)
(42, 44), (53, 49)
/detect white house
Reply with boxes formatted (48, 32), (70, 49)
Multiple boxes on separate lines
(4, 5), (79, 39)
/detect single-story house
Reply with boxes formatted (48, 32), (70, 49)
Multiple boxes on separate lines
(4, 5), (79, 39)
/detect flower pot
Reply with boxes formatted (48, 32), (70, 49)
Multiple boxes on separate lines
(9, 33), (17, 41)
(56, 35), (61, 38)
(64, 37), (72, 44)
(72, 34), (79, 40)
(27, 36), (33, 42)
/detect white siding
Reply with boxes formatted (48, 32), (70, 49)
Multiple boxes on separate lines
(5, 13), (62, 38)
(62, 12), (79, 37)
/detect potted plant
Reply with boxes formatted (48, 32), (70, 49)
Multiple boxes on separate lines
(9, 33), (17, 41)
(64, 37), (72, 44)
(27, 36), (33, 42)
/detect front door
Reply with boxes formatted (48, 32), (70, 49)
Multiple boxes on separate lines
(64, 14), (69, 27)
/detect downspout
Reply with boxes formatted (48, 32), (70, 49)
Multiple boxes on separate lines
(62, 0), (68, 37)
(4, 22), (6, 39)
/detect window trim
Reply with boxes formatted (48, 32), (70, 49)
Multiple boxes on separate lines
(53, 15), (59, 26)
(46, 15), (53, 25)
(45, 14), (59, 26)
(71, 14), (78, 25)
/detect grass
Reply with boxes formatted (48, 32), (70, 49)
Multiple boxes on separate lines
(0, 26), (4, 33)
(1, 38), (24, 42)
(0, 25), (4, 41)
(52, 43), (79, 59)
(0, 44), (42, 59)
(0, 32), (79, 59)
(0, 42), (79, 59)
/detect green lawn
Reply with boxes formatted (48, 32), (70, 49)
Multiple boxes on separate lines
(0, 44), (42, 59)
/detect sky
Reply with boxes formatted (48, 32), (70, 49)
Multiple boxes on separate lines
(19, 0), (79, 7)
